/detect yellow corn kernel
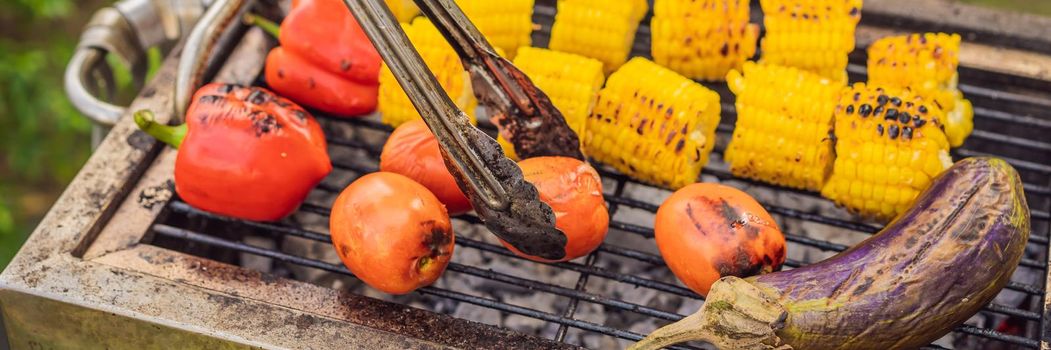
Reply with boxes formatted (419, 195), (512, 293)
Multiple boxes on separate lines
(652, 0), (758, 81)
(585, 58), (721, 189)
(725, 62), (842, 191)
(759, 0), (863, 83)
(549, 0), (649, 73)
(384, 0), (419, 22)
(378, 18), (476, 128)
(867, 33), (972, 147)
(454, 0), (534, 59)
(821, 83), (953, 222)
(498, 47), (606, 159)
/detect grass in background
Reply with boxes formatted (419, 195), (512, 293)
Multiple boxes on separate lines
(0, 0), (99, 268)
(0, 0), (155, 270)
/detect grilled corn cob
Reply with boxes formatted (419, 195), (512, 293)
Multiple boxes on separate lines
(725, 62), (840, 191)
(822, 83), (953, 222)
(498, 47), (606, 159)
(384, 0), (419, 22)
(585, 58), (721, 189)
(453, 0), (534, 59)
(759, 0), (863, 83)
(379, 18), (476, 127)
(652, 0), (759, 81)
(867, 33), (972, 147)
(549, 0), (649, 73)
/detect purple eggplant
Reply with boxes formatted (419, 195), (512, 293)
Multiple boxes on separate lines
(630, 157), (1031, 350)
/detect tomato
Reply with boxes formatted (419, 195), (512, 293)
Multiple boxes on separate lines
(380, 120), (473, 215)
(500, 157), (609, 262)
(655, 183), (786, 296)
(329, 172), (454, 294)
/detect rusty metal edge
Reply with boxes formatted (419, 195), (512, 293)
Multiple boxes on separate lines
(0, 26), (578, 349)
(93, 245), (579, 350)
(861, 0), (1051, 56)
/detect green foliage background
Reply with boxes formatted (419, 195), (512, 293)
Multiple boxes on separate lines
(0, 0), (1048, 271)
(0, 0), (94, 269)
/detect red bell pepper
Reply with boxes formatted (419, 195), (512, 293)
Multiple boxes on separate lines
(135, 83), (333, 221)
(264, 0), (382, 117)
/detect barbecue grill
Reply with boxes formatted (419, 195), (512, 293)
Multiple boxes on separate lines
(5, 0), (1051, 349)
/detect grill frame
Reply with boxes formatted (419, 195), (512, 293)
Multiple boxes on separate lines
(3, 1), (1051, 349)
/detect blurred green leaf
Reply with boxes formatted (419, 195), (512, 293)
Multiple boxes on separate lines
(5, 0), (72, 19)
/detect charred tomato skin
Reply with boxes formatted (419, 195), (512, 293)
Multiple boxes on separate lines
(176, 83), (331, 222)
(655, 183), (786, 296)
(329, 172), (454, 295)
(380, 120), (472, 215)
(499, 157), (609, 262)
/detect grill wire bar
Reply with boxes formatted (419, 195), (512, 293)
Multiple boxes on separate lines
(140, 2), (1051, 349)
(151, 107), (1050, 349)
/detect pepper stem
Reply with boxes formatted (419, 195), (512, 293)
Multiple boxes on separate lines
(134, 110), (187, 149)
(628, 277), (792, 350)
(244, 13), (281, 38)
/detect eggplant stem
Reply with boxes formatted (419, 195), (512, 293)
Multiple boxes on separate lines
(628, 312), (715, 350)
(629, 277), (793, 350)
(244, 13), (280, 38)
(134, 110), (187, 149)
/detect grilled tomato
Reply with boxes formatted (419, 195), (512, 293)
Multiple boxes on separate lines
(329, 172), (454, 294)
(500, 157), (609, 262)
(380, 119), (472, 215)
(655, 183), (786, 296)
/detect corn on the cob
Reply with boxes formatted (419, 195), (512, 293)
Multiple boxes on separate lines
(379, 18), (476, 127)
(497, 47), (606, 159)
(867, 33), (972, 147)
(759, 0), (863, 83)
(821, 83), (953, 222)
(549, 0), (649, 73)
(585, 58), (721, 189)
(453, 0), (534, 59)
(725, 62), (840, 191)
(384, 0), (419, 22)
(652, 0), (759, 81)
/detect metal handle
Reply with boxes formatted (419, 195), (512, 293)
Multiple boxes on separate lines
(65, 48), (125, 126)
(342, 0), (568, 260)
(174, 0), (255, 119)
(64, 0), (212, 127)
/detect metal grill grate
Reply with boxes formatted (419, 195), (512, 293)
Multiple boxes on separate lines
(143, 3), (1051, 349)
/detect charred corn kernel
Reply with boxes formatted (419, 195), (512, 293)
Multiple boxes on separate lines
(384, 0), (419, 22)
(549, 0), (648, 73)
(867, 33), (972, 147)
(379, 18), (476, 127)
(652, 0), (759, 81)
(822, 83), (953, 222)
(585, 58), (720, 189)
(759, 0), (862, 83)
(498, 47), (606, 159)
(453, 0), (533, 59)
(725, 62), (840, 191)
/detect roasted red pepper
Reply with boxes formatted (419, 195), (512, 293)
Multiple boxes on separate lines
(264, 0), (382, 116)
(135, 83), (332, 221)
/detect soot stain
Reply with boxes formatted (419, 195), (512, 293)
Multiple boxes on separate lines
(684, 203), (707, 235)
(718, 199), (749, 233)
(852, 277), (875, 296)
(126, 129), (154, 151)
(421, 220), (452, 256)
(198, 94), (225, 105)
(250, 112), (282, 136)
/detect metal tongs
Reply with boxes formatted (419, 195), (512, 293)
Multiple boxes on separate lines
(341, 0), (580, 260)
